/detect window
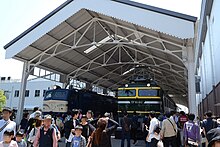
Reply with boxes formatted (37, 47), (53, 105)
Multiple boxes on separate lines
(14, 90), (19, 97)
(25, 90), (29, 97)
(138, 89), (158, 97)
(43, 90), (47, 97)
(35, 90), (40, 97)
(118, 89), (136, 97)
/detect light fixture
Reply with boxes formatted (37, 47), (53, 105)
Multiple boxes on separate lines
(147, 83), (151, 87)
(84, 45), (96, 54)
(84, 36), (111, 54)
(125, 84), (128, 87)
(122, 67), (135, 75)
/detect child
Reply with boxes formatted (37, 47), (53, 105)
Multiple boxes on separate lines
(80, 115), (90, 142)
(16, 131), (27, 147)
(71, 125), (86, 147)
(0, 130), (18, 147)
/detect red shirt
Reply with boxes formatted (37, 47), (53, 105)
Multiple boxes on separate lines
(179, 115), (188, 129)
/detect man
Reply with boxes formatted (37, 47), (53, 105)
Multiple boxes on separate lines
(160, 112), (177, 147)
(24, 110), (42, 134)
(29, 107), (39, 119)
(178, 111), (188, 146)
(206, 128), (220, 147)
(86, 110), (93, 122)
(202, 111), (217, 147)
(64, 109), (79, 147)
(142, 114), (150, 147)
(19, 113), (29, 132)
(131, 111), (138, 145)
(34, 115), (57, 147)
(0, 107), (16, 142)
(183, 113), (200, 147)
(121, 111), (132, 147)
(146, 111), (160, 146)
(202, 111), (217, 135)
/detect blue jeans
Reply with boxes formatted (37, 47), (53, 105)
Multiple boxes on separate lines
(146, 142), (150, 147)
(66, 142), (71, 147)
(121, 131), (131, 147)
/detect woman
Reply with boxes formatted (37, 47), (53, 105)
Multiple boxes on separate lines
(28, 119), (42, 147)
(87, 117), (119, 147)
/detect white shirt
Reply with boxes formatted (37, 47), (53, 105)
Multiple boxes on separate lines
(0, 119), (16, 142)
(73, 120), (76, 128)
(29, 112), (35, 119)
(0, 140), (18, 147)
(147, 117), (160, 142)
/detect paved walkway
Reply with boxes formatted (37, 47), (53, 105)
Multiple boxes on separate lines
(58, 138), (146, 147)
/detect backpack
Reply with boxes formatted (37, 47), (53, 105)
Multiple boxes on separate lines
(27, 127), (37, 144)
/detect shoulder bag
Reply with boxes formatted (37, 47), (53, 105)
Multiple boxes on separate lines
(0, 121), (10, 133)
(167, 119), (176, 133)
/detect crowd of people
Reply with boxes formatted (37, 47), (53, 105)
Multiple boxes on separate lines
(0, 107), (119, 147)
(140, 110), (220, 147)
(0, 106), (220, 147)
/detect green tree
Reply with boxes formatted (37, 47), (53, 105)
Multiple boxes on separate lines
(0, 90), (6, 111)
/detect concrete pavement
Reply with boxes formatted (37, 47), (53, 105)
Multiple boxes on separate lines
(58, 137), (146, 147)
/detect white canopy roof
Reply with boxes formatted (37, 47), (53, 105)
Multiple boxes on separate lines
(4, 0), (197, 106)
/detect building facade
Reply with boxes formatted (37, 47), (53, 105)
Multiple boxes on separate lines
(0, 78), (61, 110)
(195, 0), (220, 117)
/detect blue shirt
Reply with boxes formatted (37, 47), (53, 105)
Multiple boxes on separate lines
(17, 139), (27, 147)
(72, 136), (81, 147)
(202, 118), (217, 134)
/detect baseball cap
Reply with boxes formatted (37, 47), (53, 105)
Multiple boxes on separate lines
(43, 114), (52, 120)
(34, 111), (42, 118)
(81, 115), (87, 118)
(217, 118), (220, 125)
(104, 112), (110, 117)
(2, 107), (12, 113)
(207, 128), (220, 147)
(75, 125), (83, 130)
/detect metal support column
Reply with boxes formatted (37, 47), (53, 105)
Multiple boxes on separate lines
(187, 43), (197, 115)
(16, 62), (29, 124)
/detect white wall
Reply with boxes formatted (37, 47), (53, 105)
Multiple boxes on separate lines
(211, 0), (220, 84)
(0, 79), (61, 110)
(197, 0), (220, 103)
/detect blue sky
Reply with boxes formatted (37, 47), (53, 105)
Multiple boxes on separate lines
(0, 0), (201, 79)
(0, 0), (66, 79)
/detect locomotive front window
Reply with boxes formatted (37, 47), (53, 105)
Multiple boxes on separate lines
(44, 91), (53, 99)
(138, 89), (158, 97)
(118, 89), (136, 97)
(53, 91), (68, 98)
(44, 90), (69, 100)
